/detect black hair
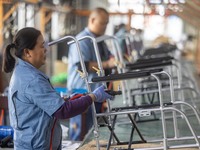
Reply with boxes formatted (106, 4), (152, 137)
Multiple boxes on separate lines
(94, 7), (108, 15)
(90, 7), (109, 18)
(2, 27), (41, 73)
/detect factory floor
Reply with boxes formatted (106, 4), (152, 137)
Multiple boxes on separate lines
(75, 59), (200, 150)
(2, 59), (200, 150)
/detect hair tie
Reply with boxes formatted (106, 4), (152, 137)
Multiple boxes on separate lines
(11, 43), (16, 48)
(9, 43), (16, 49)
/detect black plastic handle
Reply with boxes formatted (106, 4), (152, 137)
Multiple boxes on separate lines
(105, 90), (122, 96)
(92, 71), (151, 82)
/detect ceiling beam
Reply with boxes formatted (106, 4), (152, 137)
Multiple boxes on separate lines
(0, 0), (12, 4)
(189, 0), (200, 7)
(180, 5), (200, 20)
(74, 9), (164, 17)
(170, 10), (199, 29)
(182, 1), (200, 15)
(3, 3), (18, 22)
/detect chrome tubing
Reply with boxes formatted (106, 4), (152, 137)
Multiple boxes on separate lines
(48, 35), (100, 150)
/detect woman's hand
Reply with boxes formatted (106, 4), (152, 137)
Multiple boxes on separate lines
(91, 85), (113, 103)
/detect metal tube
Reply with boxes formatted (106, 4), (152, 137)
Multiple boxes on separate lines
(174, 101), (200, 124)
(74, 36), (111, 150)
(96, 35), (131, 106)
(76, 36), (105, 77)
(151, 73), (168, 150)
(48, 36), (91, 91)
(164, 107), (200, 147)
(159, 71), (179, 138)
(48, 35), (100, 149)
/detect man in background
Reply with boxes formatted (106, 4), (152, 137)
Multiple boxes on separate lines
(67, 7), (116, 140)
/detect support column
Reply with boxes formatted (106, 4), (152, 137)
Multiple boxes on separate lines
(195, 30), (200, 74)
(127, 9), (133, 31)
(39, 7), (46, 35)
(0, 1), (3, 93)
(0, 1), (3, 50)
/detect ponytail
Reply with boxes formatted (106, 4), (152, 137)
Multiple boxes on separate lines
(2, 43), (17, 73)
(2, 27), (41, 73)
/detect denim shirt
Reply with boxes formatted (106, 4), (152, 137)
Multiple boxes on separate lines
(8, 58), (64, 150)
(67, 28), (111, 92)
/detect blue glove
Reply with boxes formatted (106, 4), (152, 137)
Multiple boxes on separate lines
(92, 85), (114, 103)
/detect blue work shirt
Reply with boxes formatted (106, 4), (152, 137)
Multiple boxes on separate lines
(8, 58), (64, 150)
(67, 27), (111, 92)
(67, 28), (113, 141)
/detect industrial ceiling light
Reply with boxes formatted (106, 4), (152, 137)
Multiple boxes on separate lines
(169, 0), (178, 4)
(163, 0), (169, 4)
(178, 0), (185, 3)
(158, 5), (165, 16)
(149, 0), (162, 4)
(53, 0), (60, 5)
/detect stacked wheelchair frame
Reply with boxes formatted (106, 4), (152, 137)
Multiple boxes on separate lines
(48, 34), (200, 150)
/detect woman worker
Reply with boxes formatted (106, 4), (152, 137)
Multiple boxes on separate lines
(2, 27), (113, 150)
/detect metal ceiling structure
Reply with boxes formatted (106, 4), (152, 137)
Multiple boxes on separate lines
(107, 0), (200, 29)
(0, 0), (199, 39)
(0, 0), (200, 60)
(0, 0), (200, 92)
(146, 0), (200, 28)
